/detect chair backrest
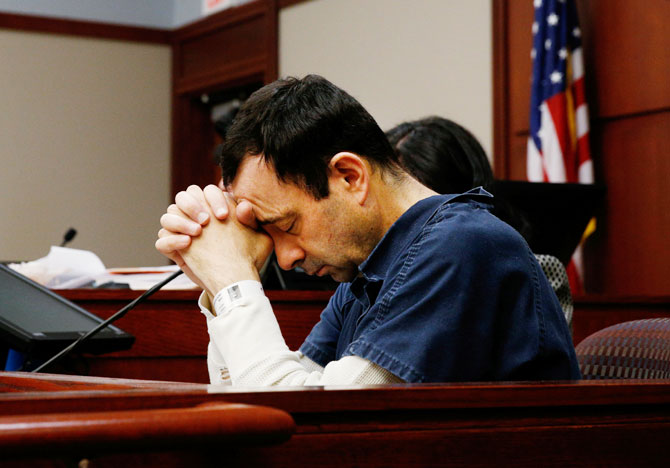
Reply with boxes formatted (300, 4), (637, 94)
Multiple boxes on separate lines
(575, 318), (670, 379)
(534, 254), (573, 329)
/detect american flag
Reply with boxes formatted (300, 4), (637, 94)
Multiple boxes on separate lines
(527, 0), (594, 294)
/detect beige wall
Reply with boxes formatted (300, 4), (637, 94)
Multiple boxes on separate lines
(279, 0), (492, 159)
(0, 30), (171, 267)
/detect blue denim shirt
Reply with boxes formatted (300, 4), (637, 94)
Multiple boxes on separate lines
(299, 189), (581, 383)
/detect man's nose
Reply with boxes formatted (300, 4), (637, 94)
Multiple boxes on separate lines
(274, 238), (305, 271)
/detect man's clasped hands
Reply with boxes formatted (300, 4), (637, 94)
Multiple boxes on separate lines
(155, 184), (273, 300)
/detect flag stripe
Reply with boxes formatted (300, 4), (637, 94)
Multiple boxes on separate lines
(540, 101), (568, 183)
(575, 104), (589, 139)
(527, 138), (545, 182)
(578, 158), (594, 184)
(571, 47), (584, 81)
(572, 76), (587, 108)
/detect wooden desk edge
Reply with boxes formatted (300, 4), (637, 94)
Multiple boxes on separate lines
(3, 372), (670, 414)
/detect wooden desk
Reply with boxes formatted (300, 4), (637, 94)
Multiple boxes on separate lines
(0, 372), (294, 466)
(2, 372), (670, 467)
(55, 289), (329, 383)
(52, 289), (670, 383)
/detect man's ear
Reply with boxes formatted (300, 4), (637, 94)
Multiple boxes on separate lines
(328, 152), (369, 205)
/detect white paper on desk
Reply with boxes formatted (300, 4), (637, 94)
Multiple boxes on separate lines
(102, 265), (199, 290)
(9, 246), (107, 289)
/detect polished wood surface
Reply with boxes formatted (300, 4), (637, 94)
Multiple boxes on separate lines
(579, 0), (670, 119)
(2, 372), (670, 467)
(0, 403), (294, 456)
(586, 112), (670, 296)
(59, 288), (328, 352)
(0, 373), (294, 465)
(53, 288), (327, 383)
(172, 0), (276, 94)
(52, 288), (670, 381)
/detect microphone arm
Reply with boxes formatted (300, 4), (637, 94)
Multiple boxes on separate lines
(31, 269), (184, 373)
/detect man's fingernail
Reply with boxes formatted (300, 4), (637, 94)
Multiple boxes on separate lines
(197, 212), (209, 224)
(216, 208), (227, 218)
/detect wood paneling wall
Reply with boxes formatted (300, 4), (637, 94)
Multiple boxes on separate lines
(493, 0), (670, 298)
(171, 0), (278, 195)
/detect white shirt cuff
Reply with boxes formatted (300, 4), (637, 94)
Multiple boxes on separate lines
(212, 280), (265, 315)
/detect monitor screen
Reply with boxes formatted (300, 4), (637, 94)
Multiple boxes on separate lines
(0, 264), (134, 355)
(492, 181), (605, 265)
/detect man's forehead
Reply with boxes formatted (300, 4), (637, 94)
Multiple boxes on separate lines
(228, 156), (268, 199)
(229, 192), (285, 227)
(229, 155), (288, 224)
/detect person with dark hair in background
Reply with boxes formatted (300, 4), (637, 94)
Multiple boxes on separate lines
(386, 117), (493, 196)
(386, 116), (574, 329)
(156, 75), (580, 387)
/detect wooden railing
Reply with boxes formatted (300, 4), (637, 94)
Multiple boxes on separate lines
(2, 372), (670, 467)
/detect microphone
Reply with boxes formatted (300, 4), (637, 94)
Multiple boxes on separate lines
(31, 269), (184, 373)
(60, 228), (77, 247)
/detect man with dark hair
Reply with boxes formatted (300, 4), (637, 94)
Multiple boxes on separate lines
(157, 75), (580, 386)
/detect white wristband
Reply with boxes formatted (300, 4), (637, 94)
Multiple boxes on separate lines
(212, 280), (265, 314)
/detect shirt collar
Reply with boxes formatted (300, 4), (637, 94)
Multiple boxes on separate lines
(357, 187), (493, 283)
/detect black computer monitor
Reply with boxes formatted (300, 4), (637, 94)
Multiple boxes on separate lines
(492, 180), (606, 265)
(0, 264), (134, 356)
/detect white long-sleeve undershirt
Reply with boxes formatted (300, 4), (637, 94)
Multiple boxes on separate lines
(198, 281), (403, 387)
